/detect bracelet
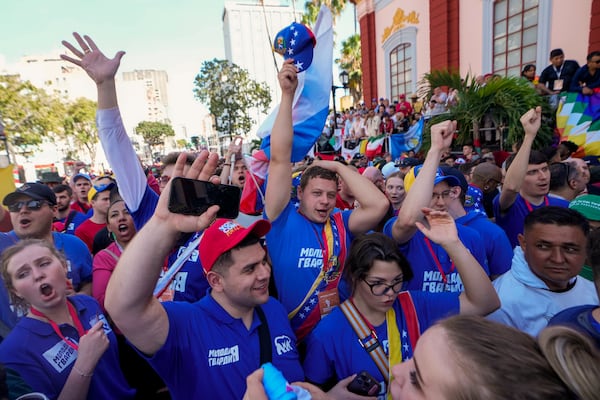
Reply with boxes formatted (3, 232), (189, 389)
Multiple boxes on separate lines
(72, 366), (93, 378)
(223, 163), (231, 166)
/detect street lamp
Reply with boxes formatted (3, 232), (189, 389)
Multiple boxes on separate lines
(0, 113), (10, 164)
(331, 70), (349, 130)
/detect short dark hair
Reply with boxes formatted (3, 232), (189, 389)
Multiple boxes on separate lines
(161, 152), (196, 169)
(505, 150), (548, 172)
(549, 49), (564, 59)
(587, 51), (600, 62)
(299, 166), (338, 190)
(524, 206), (589, 237)
(343, 233), (413, 294)
(52, 184), (72, 196)
(549, 162), (578, 191)
(211, 234), (262, 275)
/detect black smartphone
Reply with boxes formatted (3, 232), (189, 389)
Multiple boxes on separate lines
(168, 177), (241, 219)
(347, 370), (381, 396)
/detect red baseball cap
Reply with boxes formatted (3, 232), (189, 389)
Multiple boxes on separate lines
(199, 218), (271, 273)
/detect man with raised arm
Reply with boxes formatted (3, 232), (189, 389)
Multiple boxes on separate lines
(104, 152), (304, 399)
(493, 107), (566, 248)
(386, 121), (491, 292)
(61, 33), (208, 302)
(264, 60), (389, 342)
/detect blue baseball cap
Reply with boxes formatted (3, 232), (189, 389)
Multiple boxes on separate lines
(404, 165), (461, 192)
(273, 22), (316, 71)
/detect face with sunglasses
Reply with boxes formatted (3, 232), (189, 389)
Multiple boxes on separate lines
(8, 197), (56, 240)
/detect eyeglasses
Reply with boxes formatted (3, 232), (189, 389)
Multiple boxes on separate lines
(159, 175), (171, 184)
(431, 190), (454, 200)
(362, 277), (404, 296)
(8, 200), (48, 213)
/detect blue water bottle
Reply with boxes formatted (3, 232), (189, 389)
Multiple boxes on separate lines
(261, 362), (297, 400)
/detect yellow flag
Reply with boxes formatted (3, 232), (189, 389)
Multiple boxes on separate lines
(0, 165), (16, 201)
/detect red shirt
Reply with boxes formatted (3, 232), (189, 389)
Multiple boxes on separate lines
(74, 219), (106, 252)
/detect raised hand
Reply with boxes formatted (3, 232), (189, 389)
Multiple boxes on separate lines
(153, 150), (221, 233)
(430, 120), (457, 152)
(519, 106), (542, 137)
(278, 59), (298, 96)
(60, 32), (125, 85)
(415, 207), (459, 247)
(72, 320), (109, 375)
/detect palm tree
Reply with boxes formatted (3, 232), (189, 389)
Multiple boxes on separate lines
(301, 0), (348, 25)
(419, 70), (554, 152)
(337, 34), (362, 104)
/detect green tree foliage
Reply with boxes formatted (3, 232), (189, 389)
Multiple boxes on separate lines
(62, 98), (98, 166)
(301, 0), (348, 25)
(0, 75), (65, 158)
(135, 121), (175, 155)
(193, 59), (271, 139)
(337, 33), (362, 104)
(419, 70), (553, 152)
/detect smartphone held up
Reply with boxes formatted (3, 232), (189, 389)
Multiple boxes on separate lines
(168, 177), (241, 219)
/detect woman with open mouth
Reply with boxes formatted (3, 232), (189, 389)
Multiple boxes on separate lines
(0, 239), (135, 399)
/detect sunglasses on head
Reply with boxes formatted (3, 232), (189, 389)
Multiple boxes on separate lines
(8, 200), (48, 212)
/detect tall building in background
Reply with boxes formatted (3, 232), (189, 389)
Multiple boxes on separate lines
(121, 70), (170, 123)
(222, 0), (302, 144)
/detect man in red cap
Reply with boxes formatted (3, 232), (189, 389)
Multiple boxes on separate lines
(104, 152), (305, 399)
(395, 94), (413, 116)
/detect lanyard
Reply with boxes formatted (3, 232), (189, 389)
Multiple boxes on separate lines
(424, 237), (455, 285)
(554, 65), (563, 79)
(523, 196), (549, 212)
(350, 298), (378, 337)
(30, 301), (87, 351)
(299, 211), (337, 275)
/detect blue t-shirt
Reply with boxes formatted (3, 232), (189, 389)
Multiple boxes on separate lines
(303, 291), (459, 399)
(56, 211), (88, 235)
(456, 211), (513, 277)
(265, 202), (353, 315)
(383, 217), (488, 293)
(0, 295), (135, 400)
(548, 305), (600, 348)
(493, 194), (566, 248)
(146, 295), (304, 400)
(132, 186), (209, 303)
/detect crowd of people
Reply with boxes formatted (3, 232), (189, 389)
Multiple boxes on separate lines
(0, 32), (597, 400)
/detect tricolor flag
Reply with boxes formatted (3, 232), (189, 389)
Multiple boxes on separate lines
(556, 92), (600, 155)
(257, 5), (333, 162)
(365, 134), (385, 159)
(240, 6), (333, 214)
(390, 118), (424, 160)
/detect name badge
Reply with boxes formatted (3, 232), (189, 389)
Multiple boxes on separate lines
(554, 79), (563, 91)
(318, 288), (340, 318)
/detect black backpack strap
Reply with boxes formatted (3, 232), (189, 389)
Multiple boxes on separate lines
(256, 306), (271, 365)
(63, 210), (78, 233)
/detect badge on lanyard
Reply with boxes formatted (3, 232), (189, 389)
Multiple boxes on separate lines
(554, 79), (564, 91)
(318, 288), (340, 318)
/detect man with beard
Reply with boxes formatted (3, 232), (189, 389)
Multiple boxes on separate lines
(52, 184), (88, 234)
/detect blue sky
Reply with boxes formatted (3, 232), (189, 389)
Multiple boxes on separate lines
(0, 0), (356, 132)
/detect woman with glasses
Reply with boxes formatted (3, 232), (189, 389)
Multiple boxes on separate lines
(302, 209), (499, 399)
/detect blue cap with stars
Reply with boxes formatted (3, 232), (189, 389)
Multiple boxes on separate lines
(273, 21), (316, 72)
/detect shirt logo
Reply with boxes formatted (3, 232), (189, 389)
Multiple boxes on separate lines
(208, 345), (239, 366)
(43, 341), (77, 373)
(274, 335), (293, 355)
